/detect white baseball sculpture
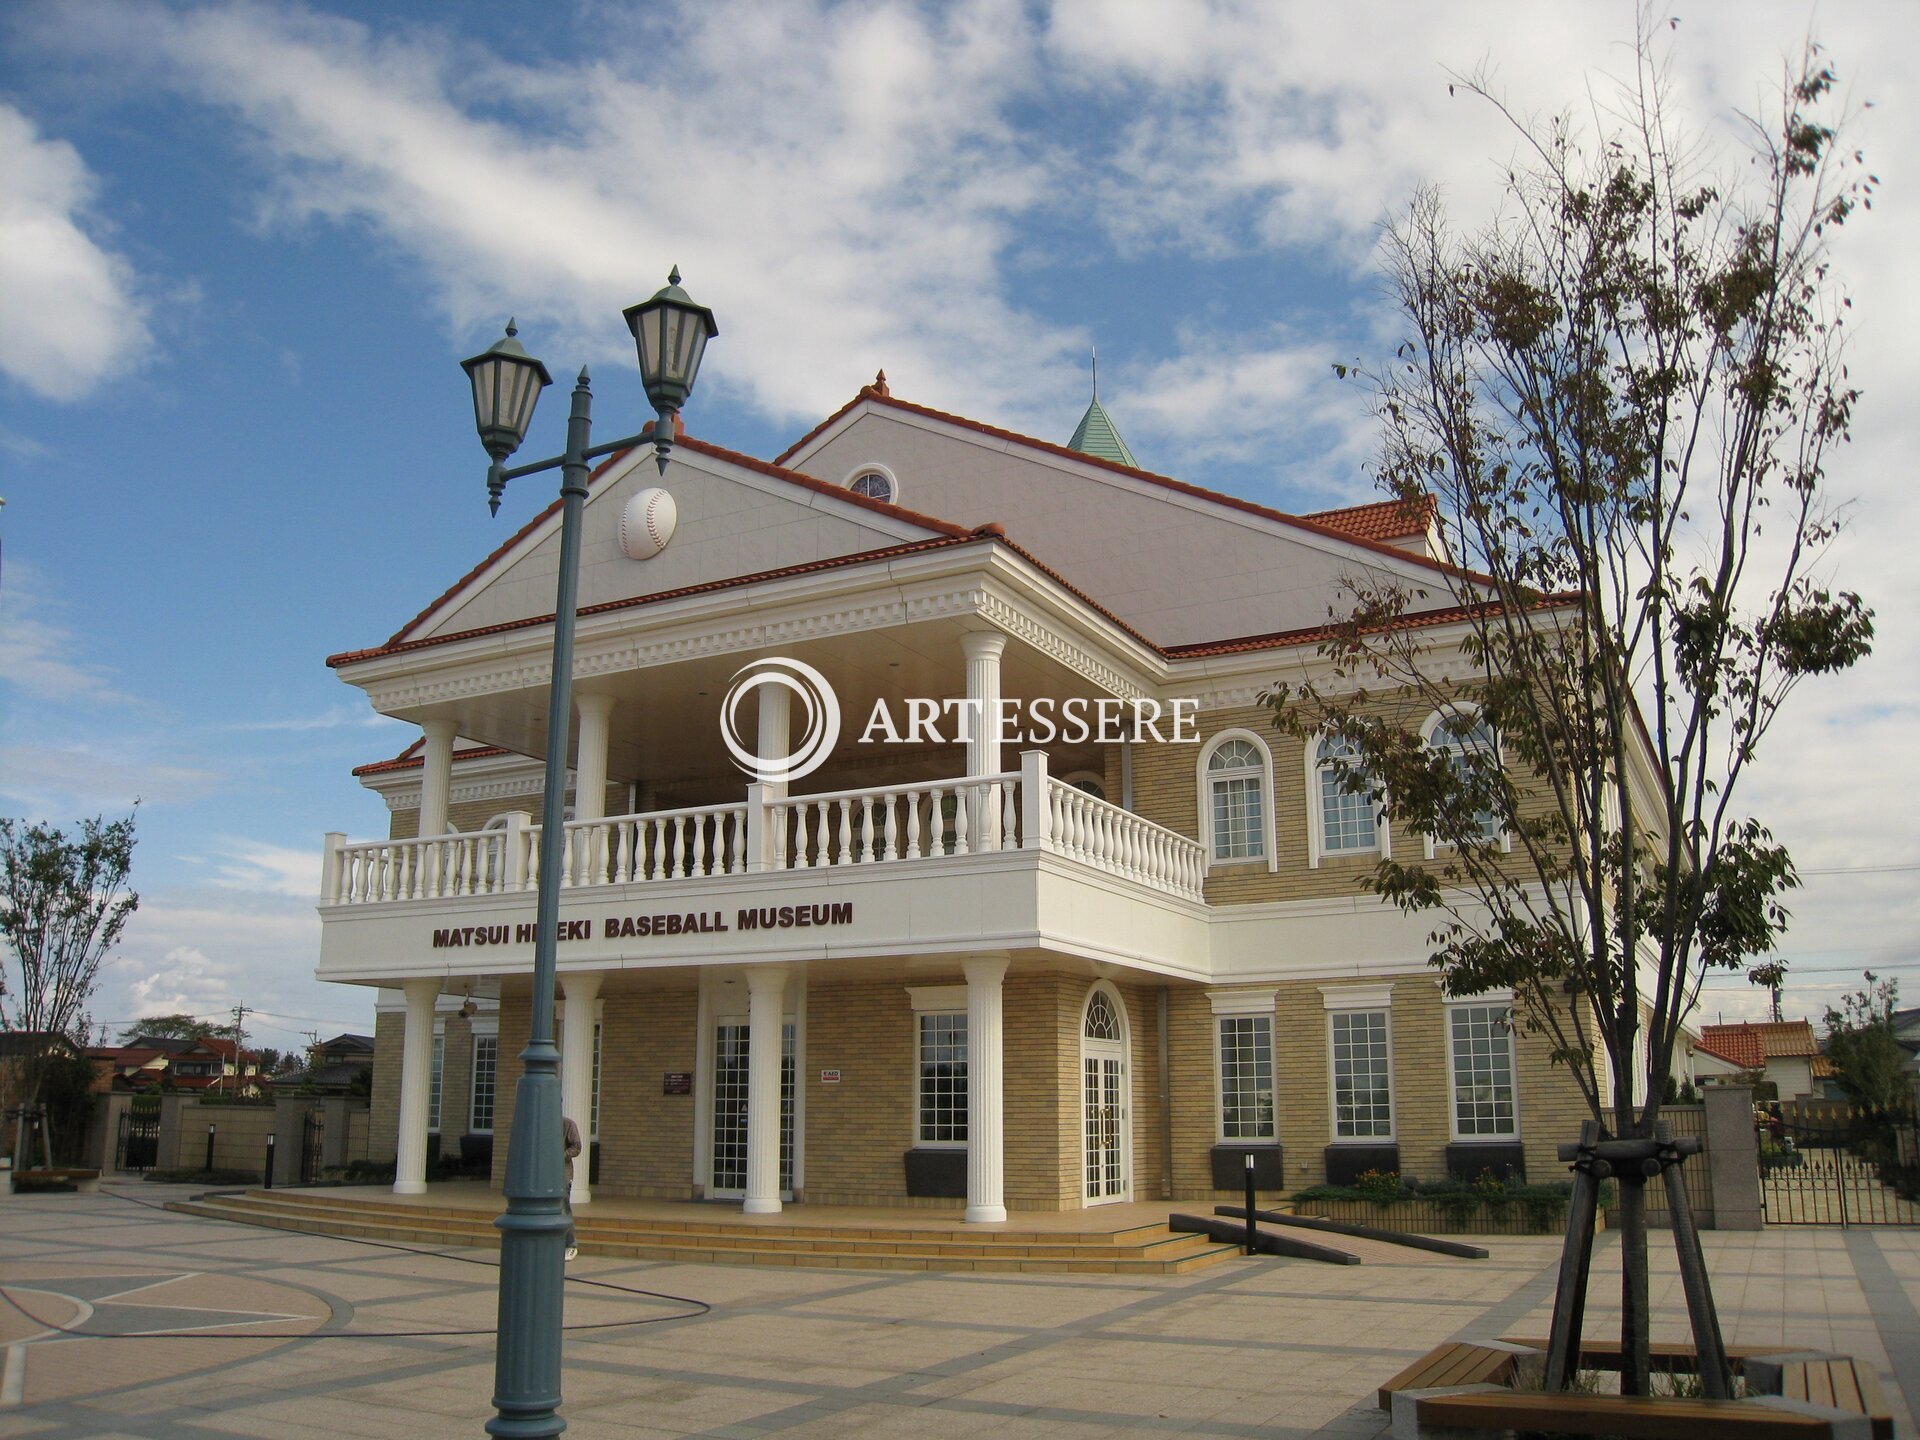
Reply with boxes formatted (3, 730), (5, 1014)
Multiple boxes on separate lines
(619, 487), (677, 560)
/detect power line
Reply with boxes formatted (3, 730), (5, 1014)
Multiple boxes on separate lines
(1795, 863), (1920, 876)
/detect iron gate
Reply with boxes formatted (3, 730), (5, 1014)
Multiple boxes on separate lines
(115, 1105), (160, 1172)
(300, 1107), (324, 1184)
(1759, 1103), (1920, 1225)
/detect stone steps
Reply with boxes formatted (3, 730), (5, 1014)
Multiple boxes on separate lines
(169, 1190), (1241, 1275)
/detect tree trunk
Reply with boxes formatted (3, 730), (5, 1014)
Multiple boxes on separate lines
(1618, 1176), (1653, 1396)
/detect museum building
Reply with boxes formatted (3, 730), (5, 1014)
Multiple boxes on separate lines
(323, 376), (1620, 1219)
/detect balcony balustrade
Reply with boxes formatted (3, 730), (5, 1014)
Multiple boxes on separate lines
(322, 755), (1207, 909)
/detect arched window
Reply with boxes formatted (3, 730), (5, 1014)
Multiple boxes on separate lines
(1198, 731), (1273, 869)
(1083, 988), (1120, 1041)
(1421, 707), (1503, 856)
(842, 463), (899, 505)
(1063, 771), (1107, 802)
(1311, 733), (1382, 864)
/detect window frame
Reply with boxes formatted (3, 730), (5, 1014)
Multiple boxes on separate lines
(1321, 985), (1395, 1143)
(1196, 729), (1277, 872)
(906, 985), (969, 1150)
(1209, 989), (1278, 1143)
(427, 1028), (445, 1134)
(1307, 731), (1390, 868)
(840, 462), (900, 506)
(1419, 705), (1510, 858)
(469, 1031), (499, 1135)
(1444, 995), (1520, 1141)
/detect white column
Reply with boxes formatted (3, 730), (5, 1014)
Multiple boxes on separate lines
(560, 973), (602, 1207)
(961, 632), (1007, 777)
(418, 719), (458, 838)
(963, 956), (1009, 1224)
(574, 694), (615, 821)
(574, 693), (616, 883)
(743, 965), (789, 1214)
(758, 682), (791, 801)
(394, 978), (439, 1195)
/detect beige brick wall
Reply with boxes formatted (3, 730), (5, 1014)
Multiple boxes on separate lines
(370, 1011), (401, 1162)
(1131, 702), (1560, 909)
(596, 987), (700, 1199)
(803, 978), (917, 1206)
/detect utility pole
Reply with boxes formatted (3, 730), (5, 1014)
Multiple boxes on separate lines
(230, 1005), (250, 1096)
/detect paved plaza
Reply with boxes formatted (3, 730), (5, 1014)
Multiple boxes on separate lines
(1, 1184), (1916, 1438)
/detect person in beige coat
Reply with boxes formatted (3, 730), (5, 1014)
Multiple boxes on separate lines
(562, 1115), (582, 1262)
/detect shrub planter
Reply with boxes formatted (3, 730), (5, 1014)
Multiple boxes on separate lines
(1293, 1194), (1589, 1236)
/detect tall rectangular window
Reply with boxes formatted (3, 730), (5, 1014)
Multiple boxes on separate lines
(470, 1035), (498, 1133)
(428, 1033), (445, 1133)
(590, 1019), (603, 1140)
(917, 1012), (968, 1145)
(1218, 1015), (1275, 1140)
(1331, 1010), (1392, 1138)
(1447, 1004), (1517, 1137)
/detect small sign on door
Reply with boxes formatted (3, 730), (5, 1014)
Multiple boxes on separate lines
(819, 1069), (841, 1085)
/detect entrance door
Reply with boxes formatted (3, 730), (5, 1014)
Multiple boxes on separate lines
(1080, 986), (1131, 1203)
(709, 1021), (794, 1198)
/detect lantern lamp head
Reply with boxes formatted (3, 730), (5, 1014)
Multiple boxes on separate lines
(623, 267), (717, 473)
(461, 319), (553, 477)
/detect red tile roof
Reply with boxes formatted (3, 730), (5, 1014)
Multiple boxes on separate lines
(778, 384), (1482, 584)
(1161, 595), (1577, 659)
(382, 432), (971, 649)
(330, 533), (985, 669)
(353, 744), (510, 779)
(1696, 1028), (1765, 1069)
(1699, 1020), (1820, 1068)
(1304, 496), (1437, 542)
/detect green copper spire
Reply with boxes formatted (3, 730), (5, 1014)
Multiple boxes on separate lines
(1067, 350), (1137, 467)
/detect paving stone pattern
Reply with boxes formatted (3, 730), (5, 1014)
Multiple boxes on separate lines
(1, 1184), (1915, 1438)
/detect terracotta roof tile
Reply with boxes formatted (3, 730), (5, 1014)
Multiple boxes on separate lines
(779, 386), (1484, 585)
(1696, 1027), (1765, 1069)
(1303, 496), (1437, 542)
(383, 431), (970, 649)
(353, 745), (510, 778)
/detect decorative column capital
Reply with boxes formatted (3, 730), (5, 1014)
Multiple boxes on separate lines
(743, 964), (790, 1001)
(960, 630), (1007, 663)
(561, 972), (603, 1003)
(961, 956), (1010, 988)
(575, 691), (616, 722)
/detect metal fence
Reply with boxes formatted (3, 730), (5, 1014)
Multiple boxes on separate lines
(1601, 1105), (1712, 1226)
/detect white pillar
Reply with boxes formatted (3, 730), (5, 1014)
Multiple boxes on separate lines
(418, 719), (458, 838)
(574, 694), (615, 821)
(574, 693), (616, 883)
(961, 632), (1007, 777)
(743, 965), (789, 1214)
(962, 956), (1009, 1224)
(758, 681), (791, 801)
(560, 973), (602, 1207)
(394, 978), (439, 1196)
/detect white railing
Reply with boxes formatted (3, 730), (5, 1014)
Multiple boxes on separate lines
(540, 804), (750, 888)
(1046, 778), (1206, 899)
(770, 773), (1020, 870)
(323, 752), (1209, 906)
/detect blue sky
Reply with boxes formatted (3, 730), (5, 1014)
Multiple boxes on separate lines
(2, 0), (1916, 1053)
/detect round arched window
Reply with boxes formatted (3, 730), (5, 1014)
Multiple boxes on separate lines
(849, 470), (895, 503)
(1084, 989), (1119, 1041)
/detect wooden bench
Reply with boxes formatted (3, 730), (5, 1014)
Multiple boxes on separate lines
(1498, 1332), (1779, 1372)
(1400, 1387), (1875, 1438)
(1376, 1340), (1541, 1409)
(10, 1168), (100, 1194)
(1745, 1353), (1893, 1440)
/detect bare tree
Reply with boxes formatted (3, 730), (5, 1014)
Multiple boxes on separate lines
(1275, 23), (1872, 1395)
(0, 814), (139, 1163)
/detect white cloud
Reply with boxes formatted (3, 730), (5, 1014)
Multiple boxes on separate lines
(0, 102), (152, 400)
(126, 943), (239, 1017)
(0, 742), (221, 813)
(0, 564), (128, 705)
(206, 837), (321, 898)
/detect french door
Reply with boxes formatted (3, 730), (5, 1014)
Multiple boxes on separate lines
(1081, 986), (1131, 1204)
(709, 1021), (794, 1198)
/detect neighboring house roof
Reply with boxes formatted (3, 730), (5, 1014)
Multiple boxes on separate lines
(1066, 395), (1138, 468)
(1696, 1030), (1764, 1069)
(320, 1033), (376, 1055)
(1698, 1020), (1821, 1070)
(123, 1035), (197, 1055)
(0, 1031), (79, 1060)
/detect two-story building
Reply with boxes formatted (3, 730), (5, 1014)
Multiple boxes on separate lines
(321, 375), (1604, 1219)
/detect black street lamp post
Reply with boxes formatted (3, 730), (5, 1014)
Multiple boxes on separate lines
(459, 269), (716, 1439)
